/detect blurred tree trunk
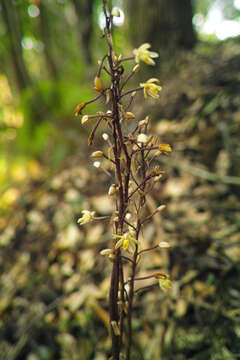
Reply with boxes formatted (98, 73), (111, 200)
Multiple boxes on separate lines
(71, 0), (93, 64)
(127, 0), (196, 54)
(0, 0), (49, 128)
(0, 0), (32, 91)
(39, 0), (59, 80)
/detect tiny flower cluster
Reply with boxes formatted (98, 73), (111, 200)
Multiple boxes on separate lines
(77, 210), (95, 225)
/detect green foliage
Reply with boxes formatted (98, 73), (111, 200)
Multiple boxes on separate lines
(17, 83), (52, 155)
(193, 0), (212, 17)
(194, 0), (240, 20)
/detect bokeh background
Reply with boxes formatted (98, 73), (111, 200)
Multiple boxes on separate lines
(0, 1), (240, 359)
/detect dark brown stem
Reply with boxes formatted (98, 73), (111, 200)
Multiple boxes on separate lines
(123, 219), (137, 231)
(126, 227), (140, 360)
(102, 153), (116, 165)
(120, 56), (135, 62)
(119, 261), (125, 346)
(124, 273), (157, 286)
(109, 250), (120, 359)
(103, 2), (128, 359)
(126, 140), (148, 359)
(85, 93), (103, 105)
(131, 274), (157, 281)
(121, 255), (134, 264)
(121, 86), (143, 99)
(103, 65), (112, 76)
(128, 173), (155, 200)
(135, 283), (158, 294)
(132, 145), (159, 155)
(125, 94), (135, 111)
(140, 146), (147, 207)
(120, 69), (135, 91)
(138, 245), (159, 256)
(140, 205), (163, 225)
(97, 54), (107, 77)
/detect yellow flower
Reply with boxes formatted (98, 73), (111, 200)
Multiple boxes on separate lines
(133, 43), (159, 65)
(140, 78), (162, 99)
(159, 278), (172, 292)
(114, 231), (138, 251)
(155, 273), (172, 292)
(158, 144), (172, 154)
(77, 210), (95, 225)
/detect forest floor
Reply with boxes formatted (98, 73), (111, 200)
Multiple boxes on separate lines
(0, 39), (240, 360)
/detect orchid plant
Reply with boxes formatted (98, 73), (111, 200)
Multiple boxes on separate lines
(76, 1), (172, 359)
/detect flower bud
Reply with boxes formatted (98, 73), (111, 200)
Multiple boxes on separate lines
(154, 174), (163, 182)
(156, 204), (166, 212)
(74, 103), (86, 116)
(133, 64), (140, 73)
(123, 302), (128, 314)
(145, 115), (150, 124)
(137, 134), (148, 144)
(154, 273), (168, 280)
(91, 151), (104, 158)
(81, 115), (89, 124)
(100, 248), (113, 256)
(111, 7), (121, 17)
(125, 112), (135, 120)
(105, 89), (111, 104)
(93, 161), (101, 168)
(94, 76), (103, 92)
(102, 133), (109, 141)
(153, 166), (164, 176)
(159, 241), (171, 248)
(125, 213), (132, 220)
(138, 119), (147, 127)
(108, 184), (118, 196)
(131, 91), (137, 97)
